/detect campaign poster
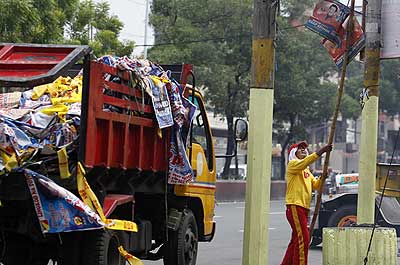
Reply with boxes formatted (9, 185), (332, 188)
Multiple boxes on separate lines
(148, 77), (174, 129)
(24, 169), (104, 233)
(322, 16), (366, 69)
(168, 94), (196, 185)
(305, 0), (351, 47)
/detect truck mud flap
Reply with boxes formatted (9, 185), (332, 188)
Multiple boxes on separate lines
(376, 195), (400, 225)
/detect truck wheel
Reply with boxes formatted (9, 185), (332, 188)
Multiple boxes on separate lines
(82, 230), (127, 265)
(327, 205), (357, 228)
(163, 209), (198, 265)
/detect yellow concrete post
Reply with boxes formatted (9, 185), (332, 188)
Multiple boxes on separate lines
(357, 0), (382, 224)
(242, 1), (276, 264)
(323, 227), (397, 265)
(357, 97), (379, 223)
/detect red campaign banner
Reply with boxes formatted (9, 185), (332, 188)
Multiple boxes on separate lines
(305, 0), (350, 47)
(321, 16), (366, 69)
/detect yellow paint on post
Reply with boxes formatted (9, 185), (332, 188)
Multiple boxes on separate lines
(364, 50), (381, 97)
(323, 227), (397, 265)
(357, 96), (379, 224)
(251, 39), (274, 88)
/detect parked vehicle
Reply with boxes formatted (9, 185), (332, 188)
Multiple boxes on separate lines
(0, 43), (247, 265)
(310, 164), (400, 247)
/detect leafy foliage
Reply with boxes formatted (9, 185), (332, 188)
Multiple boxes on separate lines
(0, 0), (134, 56)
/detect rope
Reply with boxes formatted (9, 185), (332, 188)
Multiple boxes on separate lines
(363, 128), (400, 264)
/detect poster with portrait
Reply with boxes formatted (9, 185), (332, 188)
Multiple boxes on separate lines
(305, 0), (351, 47)
(322, 16), (366, 69)
(24, 169), (104, 233)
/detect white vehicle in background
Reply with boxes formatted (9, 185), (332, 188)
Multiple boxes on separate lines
(333, 173), (359, 194)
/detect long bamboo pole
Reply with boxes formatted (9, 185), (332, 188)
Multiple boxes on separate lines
(308, 0), (357, 241)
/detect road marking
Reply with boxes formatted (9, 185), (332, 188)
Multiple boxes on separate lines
(214, 216), (223, 218)
(238, 228), (276, 233)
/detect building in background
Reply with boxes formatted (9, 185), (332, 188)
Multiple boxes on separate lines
(210, 112), (400, 181)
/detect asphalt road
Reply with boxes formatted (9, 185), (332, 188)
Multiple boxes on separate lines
(144, 200), (323, 265)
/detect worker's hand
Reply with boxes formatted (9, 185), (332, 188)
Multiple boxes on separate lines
(316, 144), (333, 156)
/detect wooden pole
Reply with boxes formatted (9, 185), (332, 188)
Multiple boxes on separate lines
(242, 0), (277, 264)
(309, 0), (357, 240)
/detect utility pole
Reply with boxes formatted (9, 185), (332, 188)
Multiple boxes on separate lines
(242, 0), (277, 264)
(143, 0), (150, 59)
(357, 0), (382, 224)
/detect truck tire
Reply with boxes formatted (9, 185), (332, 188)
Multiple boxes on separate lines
(163, 209), (198, 265)
(81, 230), (127, 265)
(327, 204), (357, 228)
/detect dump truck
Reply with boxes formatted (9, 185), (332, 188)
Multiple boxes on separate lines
(310, 163), (400, 246)
(0, 43), (247, 265)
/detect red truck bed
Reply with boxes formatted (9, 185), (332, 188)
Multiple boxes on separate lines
(0, 43), (193, 174)
(84, 61), (169, 171)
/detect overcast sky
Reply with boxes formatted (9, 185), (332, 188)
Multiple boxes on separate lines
(100, 0), (362, 57)
(97, 0), (154, 56)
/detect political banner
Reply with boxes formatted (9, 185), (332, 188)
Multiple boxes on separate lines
(168, 94), (196, 184)
(24, 169), (104, 233)
(322, 16), (366, 69)
(148, 76), (174, 129)
(305, 0), (351, 47)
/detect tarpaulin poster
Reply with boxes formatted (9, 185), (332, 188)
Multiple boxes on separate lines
(305, 0), (350, 47)
(24, 169), (104, 233)
(148, 77), (174, 129)
(168, 94), (196, 184)
(322, 16), (366, 69)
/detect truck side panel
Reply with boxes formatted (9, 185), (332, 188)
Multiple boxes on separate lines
(84, 61), (169, 171)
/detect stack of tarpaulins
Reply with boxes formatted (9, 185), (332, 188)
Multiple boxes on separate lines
(0, 75), (82, 175)
(0, 55), (196, 182)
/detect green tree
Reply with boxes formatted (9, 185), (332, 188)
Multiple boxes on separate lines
(0, 0), (80, 43)
(66, 0), (135, 56)
(0, 0), (134, 57)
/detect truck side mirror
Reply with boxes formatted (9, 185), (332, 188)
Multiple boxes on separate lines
(215, 118), (248, 159)
(235, 119), (248, 142)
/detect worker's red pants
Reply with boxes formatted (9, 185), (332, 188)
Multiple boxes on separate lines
(281, 205), (310, 265)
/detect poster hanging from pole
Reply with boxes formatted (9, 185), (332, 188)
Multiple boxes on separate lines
(322, 16), (366, 69)
(305, 0), (351, 47)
